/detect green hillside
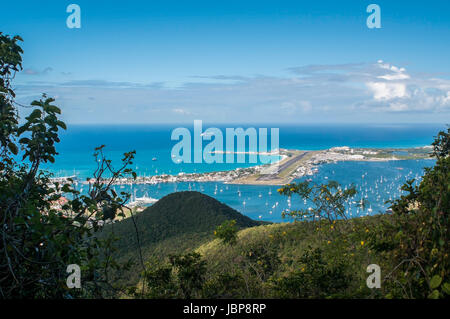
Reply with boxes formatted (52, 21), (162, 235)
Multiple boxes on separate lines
(136, 213), (383, 298)
(195, 216), (380, 298)
(136, 209), (446, 299)
(98, 191), (264, 284)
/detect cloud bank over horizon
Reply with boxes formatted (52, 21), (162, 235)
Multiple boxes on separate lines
(15, 61), (450, 124)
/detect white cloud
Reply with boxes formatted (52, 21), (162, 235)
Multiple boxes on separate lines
(366, 82), (408, 100)
(366, 61), (410, 101)
(363, 61), (450, 112)
(14, 61), (450, 123)
(377, 73), (410, 81)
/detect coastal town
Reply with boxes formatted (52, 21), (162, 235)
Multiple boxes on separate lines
(50, 146), (432, 187)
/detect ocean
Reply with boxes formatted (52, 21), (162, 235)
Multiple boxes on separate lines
(40, 123), (441, 222)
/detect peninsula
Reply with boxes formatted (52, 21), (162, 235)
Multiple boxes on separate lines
(51, 146), (433, 187)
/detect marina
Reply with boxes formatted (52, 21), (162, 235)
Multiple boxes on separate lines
(44, 125), (438, 223)
(62, 157), (434, 223)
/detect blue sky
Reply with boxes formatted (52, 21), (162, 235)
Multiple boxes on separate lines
(1, 0), (450, 123)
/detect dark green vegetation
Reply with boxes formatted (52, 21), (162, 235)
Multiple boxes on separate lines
(99, 191), (263, 284)
(214, 219), (239, 245)
(1, 33), (137, 298)
(377, 128), (449, 298)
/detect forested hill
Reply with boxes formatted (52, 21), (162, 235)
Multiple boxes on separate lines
(111, 191), (262, 244)
(99, 191), (264, 283)
(142, 190), (262, 233)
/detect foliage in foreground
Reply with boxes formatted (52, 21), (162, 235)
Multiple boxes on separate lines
(373, 127), (449, 298)
(0, 32), (137, 298)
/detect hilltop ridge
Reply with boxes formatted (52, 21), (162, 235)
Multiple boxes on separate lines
(100, 191), (264, 283)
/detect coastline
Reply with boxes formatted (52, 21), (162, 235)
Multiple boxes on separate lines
(51, 145), (433, 187)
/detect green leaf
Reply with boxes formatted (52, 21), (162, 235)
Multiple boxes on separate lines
(18, 137), (30, 144)
(17, 124), (29, 135)
(45, 104), (61, 114)
(442, 282), (450, 295)
(430, 275), (442, 289)
(8, 142), (18, 155)
(56, 121), (67, 130)
(427, 290), (439, 299)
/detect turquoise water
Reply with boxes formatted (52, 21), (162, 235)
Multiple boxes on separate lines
(43, 123), (440, 178)
(40, 123), (442, 222)
(84, 158), (433, 223)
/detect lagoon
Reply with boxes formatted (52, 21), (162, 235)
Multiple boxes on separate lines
(44, 123), (440, 222)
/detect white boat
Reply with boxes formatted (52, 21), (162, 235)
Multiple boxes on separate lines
(133, 195), (158, 205)
(130, 190), (158, 206)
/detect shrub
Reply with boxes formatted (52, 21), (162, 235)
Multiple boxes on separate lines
(214, 219), (238, 245)
(274, 247), (352, 298)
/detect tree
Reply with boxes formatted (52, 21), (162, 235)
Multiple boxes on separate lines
(377, 127), (449, 298)
(0, 32), (137, 298)
(274, 246), (351, 298)
(139, 252), (207, 299)
(214, 219), (238, 245)
(277, 180), (366, 223)
(169, 252), (207, 298)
